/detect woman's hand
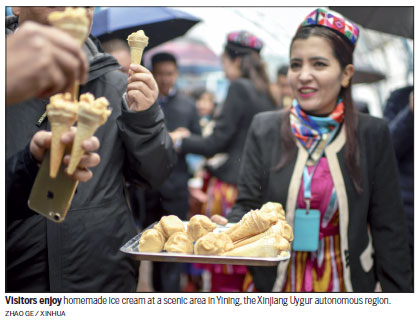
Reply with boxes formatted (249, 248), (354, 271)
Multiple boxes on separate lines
(210, 214), (228, 225)
(169, 127), (191, 144)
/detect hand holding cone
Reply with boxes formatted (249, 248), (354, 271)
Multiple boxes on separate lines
(66, 93), (111, 175)
(48, 7), (90, 101)
(46, 93), (78, 178)
(127, 30), (149, 65)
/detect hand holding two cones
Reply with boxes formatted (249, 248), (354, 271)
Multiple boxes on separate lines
(30, 128), (100, 182)
(48, 7), (90, 101)
(46, 92), (111, 179)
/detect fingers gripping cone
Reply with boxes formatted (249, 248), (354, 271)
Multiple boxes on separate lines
(48, 7), (90, 101)
(67, 93), (111, 175)
(127, 30), (149, 65)
(46, 93), (78, 178)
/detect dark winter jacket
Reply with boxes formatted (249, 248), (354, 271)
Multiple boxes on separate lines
(383, 86), (414, 253)
(144, 90), (201, 222)
(6, 16), (176, 292)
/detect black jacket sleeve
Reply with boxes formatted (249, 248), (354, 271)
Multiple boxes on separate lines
(368, 120), (412, 291)
(386, 107), (413, 161)
(227, 114), (266, 222)
(383, 86), (414, 162)
(180, 81), (247, 156)
(6, 143), (40, 220)
(117, 97), (177, 188)
(189, 101), (202, 136)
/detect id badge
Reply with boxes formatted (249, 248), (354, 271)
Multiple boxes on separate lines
(292, 208), (320, 251)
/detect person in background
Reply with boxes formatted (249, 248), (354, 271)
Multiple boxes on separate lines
(383, 85), (414, 281)
(186, 88), (218, 177)
(270, 64), (293, 109)
(171, 30), (277, 292)
(192, 88), (217, 132)
(6, 6), (176, 292)
(218, 8), (412, 292)
(142, 52), (201, 292)
(101, 38), (131, 74)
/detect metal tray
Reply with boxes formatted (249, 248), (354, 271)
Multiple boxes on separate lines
(120, 222), (290, 266)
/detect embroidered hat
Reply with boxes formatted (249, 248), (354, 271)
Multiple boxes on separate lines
(299, 8), (359, 48)
(226, 30), (264, 53)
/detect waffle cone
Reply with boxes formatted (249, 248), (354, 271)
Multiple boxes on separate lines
(130, 47), (145, 65)
(66, 109), (101, 175)
(224, 235), (290, 258)
(224, 221), (257, 242)
(223, 236), (280, 258)
(47, 104), (77, 178)
(224, 209), (276, 242)
(233, 231), (269, 249)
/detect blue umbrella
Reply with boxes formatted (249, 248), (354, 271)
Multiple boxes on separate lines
(91, 7), (201, 50)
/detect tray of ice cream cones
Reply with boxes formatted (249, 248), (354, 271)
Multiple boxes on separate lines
(120, 202), (293, 266)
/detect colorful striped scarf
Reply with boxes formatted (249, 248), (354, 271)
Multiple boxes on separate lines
(290, 98), (344, 163)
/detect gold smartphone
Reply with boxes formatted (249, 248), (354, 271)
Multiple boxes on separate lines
(28, 150), (78, 223)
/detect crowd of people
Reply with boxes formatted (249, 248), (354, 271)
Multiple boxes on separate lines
(5, 7), (413, 293)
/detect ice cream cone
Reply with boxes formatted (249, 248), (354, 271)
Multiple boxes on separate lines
(48, 7), (90, 46)
(67, 93), (110, 175)
(48, 7), (90, 100)
(127, 30), (149, 65)
(223, 235), (290, 258)
(260, 202), (286, 221)
(224, 209), (278, 242)
(233, 221), (293, 249)
(46, 93), (78, 178)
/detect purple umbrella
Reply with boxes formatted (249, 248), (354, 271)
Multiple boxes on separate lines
(144, 38), (221, 74)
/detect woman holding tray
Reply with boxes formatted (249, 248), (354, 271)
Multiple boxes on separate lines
(222, 8), (412, 292)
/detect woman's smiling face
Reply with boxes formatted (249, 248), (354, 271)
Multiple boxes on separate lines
(288, 35), (353, 115)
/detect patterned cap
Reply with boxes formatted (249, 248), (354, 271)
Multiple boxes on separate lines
(227, 31), (264, 53)
(299, 8), (359, 48)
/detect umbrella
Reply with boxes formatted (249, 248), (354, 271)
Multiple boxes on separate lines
(144, 38), (221, 74)
(91, 7), (201, 50)
(352, 64), (386, 84)
(329, 6), (413, 39)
